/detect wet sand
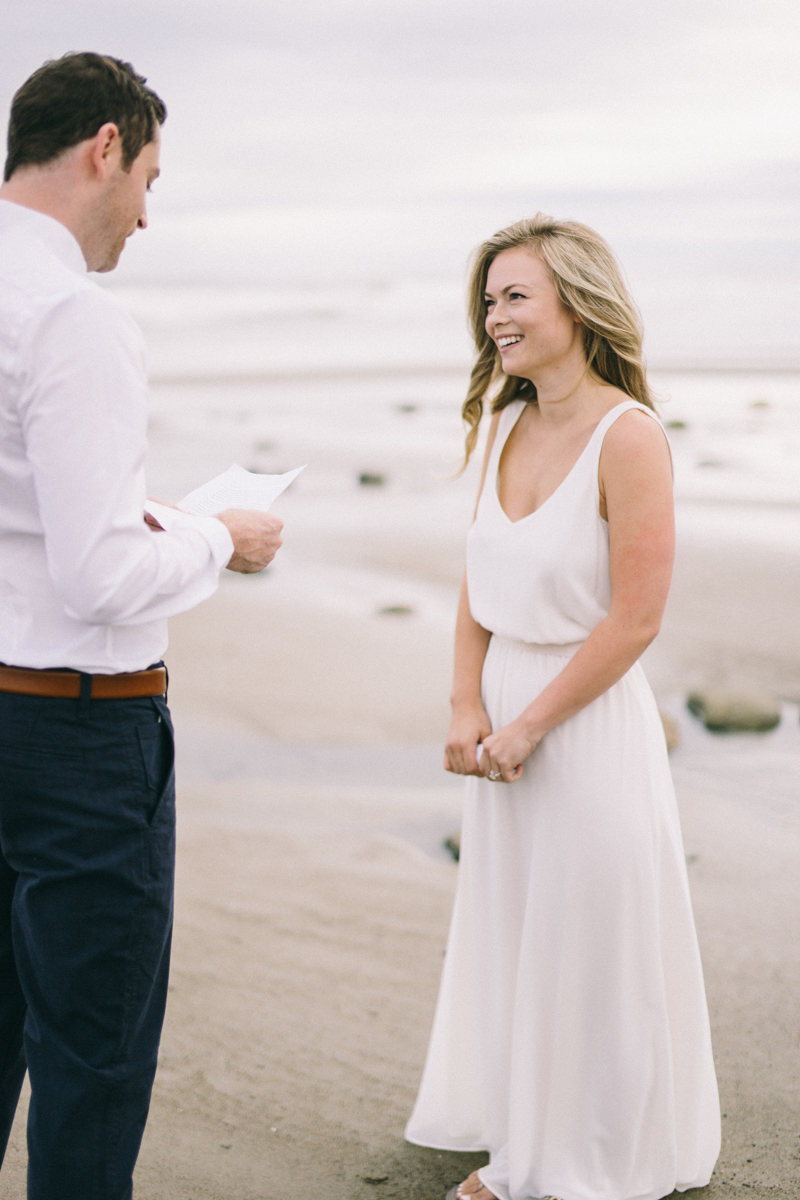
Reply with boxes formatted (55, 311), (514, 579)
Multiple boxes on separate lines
(4, 529), (800, 1199)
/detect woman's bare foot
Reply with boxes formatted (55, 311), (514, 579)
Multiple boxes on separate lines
(456, 1170), (497, 1199)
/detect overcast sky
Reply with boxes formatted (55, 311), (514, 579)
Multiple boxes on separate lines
(3, 0), (799, 209)
(2, 0), (798, 368)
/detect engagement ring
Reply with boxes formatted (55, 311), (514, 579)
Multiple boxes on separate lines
(488, 771), (502, 781)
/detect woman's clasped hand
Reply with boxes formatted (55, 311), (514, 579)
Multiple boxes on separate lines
(444, 704), (539, 783)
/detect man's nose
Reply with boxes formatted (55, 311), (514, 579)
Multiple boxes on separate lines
(137, 212), (148, 230)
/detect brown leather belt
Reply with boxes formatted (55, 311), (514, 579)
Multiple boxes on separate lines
(0, 664), (167, 700)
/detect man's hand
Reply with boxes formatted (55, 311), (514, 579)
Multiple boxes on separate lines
(216, 509), (283, 574)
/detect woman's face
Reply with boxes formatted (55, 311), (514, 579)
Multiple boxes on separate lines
(484, 246), (582, 379)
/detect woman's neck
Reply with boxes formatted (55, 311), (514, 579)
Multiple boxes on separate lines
(531, 362), (611, 428)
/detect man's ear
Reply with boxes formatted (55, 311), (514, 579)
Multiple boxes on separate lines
(90, 123), (122, 181)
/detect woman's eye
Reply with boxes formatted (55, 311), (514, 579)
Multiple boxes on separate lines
(509, 291), (525, 300)
(485, 298), (495, 309)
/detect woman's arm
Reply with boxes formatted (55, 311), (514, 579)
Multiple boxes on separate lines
(444, 413), (501, 776)
(444, 575), (493, 774)
(480, 410), (674, 783)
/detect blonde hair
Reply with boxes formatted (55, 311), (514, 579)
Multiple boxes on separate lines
(461, 213), (654, 466)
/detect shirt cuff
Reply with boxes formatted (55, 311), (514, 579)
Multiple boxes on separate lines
(171, 511), (234, 571)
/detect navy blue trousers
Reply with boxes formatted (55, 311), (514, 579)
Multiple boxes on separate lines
(0, 687), (175, 1200)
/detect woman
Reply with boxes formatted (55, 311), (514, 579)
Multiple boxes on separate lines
(405, 215), (720, 1200)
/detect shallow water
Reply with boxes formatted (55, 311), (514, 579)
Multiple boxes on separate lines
(143, 365), (800, 567)
(173, 699), (800, 866)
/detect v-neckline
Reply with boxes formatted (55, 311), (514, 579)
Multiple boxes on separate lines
(493, 400), (630, 526)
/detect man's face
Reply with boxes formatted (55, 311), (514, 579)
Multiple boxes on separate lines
(91, 129), (161, 273)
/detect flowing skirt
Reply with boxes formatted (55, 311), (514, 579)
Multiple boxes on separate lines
(405, 636), (720, 1200)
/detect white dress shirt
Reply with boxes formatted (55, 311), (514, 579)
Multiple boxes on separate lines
(0, 199), (234, 674)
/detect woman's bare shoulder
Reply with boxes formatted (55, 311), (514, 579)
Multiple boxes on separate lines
(602, 405), (667, 460)
(598, 407), (672, 513)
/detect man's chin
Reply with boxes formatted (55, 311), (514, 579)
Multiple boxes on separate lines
(94, 254), (122, 274)
(91, 241), (126, 273)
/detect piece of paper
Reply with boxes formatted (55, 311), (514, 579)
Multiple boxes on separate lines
(144, 464), (305, 527)
(178, 464), (305, 516)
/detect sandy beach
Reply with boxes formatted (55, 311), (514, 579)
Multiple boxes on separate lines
(3, 0), (800, 1193)
(6, 366), (800, 1200)
(4, 514), (800, 1199)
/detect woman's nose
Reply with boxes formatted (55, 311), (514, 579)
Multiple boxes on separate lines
(487, 302), (508, 331)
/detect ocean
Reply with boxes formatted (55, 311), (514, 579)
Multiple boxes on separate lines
(5, 0), (799, 572)
(106, 186), (800, 556)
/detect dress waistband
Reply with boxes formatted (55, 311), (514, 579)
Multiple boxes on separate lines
(490, 635), (586, 658)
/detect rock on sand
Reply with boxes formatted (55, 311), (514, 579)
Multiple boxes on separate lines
(687, 691), (781, 733)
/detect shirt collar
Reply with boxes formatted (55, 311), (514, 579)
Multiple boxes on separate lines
(0, 198), (87, 275)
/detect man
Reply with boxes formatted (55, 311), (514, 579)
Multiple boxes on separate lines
(0, 53), (283, 1198)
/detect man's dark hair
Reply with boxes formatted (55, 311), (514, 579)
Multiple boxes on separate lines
(4, 52), (166, 182)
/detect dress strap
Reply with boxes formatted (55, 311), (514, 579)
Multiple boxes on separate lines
(484, 400), (525, 479)
(588, 399), (671, 475)
(591, 399), (663, 444)
(493, 400), (526, 454)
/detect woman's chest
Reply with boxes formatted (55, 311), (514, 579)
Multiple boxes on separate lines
(467, 494), (611, 623)
(496, 409), (599, 522)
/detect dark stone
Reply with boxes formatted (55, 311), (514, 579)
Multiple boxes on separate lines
(686, 691), (781, 732)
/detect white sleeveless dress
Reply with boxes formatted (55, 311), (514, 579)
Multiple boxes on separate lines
(406, 400), (720, 1200)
